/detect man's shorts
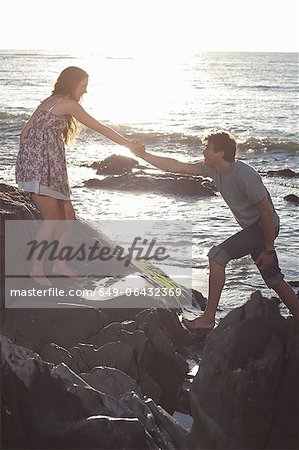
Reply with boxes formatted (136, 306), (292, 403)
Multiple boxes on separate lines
(208, 222), (284, 288)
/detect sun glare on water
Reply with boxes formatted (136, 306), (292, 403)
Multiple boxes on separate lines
(82, 54), (191, 126)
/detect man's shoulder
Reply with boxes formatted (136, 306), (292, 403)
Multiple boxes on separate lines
(233, 160), (260, 178)
(196, 161), (216, 177)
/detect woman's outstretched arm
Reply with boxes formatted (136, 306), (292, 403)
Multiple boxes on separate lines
(66, 101), (143, 150)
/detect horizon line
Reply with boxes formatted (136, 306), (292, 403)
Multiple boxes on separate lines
(0, 48), (298, 55)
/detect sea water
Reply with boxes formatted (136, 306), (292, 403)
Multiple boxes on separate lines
(0, 50), (298, 319)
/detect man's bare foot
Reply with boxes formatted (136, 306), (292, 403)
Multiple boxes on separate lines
(30, 270), (52, 287)
(52, 263), (80, 279)
(183, 315), (215, 331)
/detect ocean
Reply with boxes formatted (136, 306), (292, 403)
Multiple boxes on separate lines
(0, 50), (298, 319)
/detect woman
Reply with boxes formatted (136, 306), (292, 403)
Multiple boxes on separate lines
(16, 66), (145, 285)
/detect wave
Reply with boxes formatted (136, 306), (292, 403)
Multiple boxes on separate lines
(0, 111), (30, 121)
(237, 84), (298, 92)
(118, 126), (299, 153)
(238, 137), (299, 153)
(1, 112), (298, 154)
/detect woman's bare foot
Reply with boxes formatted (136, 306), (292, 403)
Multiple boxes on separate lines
(52, 263), (80, 279)
(183, 314), (215, 331)
(30, 269), (52, 287)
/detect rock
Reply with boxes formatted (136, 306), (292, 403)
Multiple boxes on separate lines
(284, 194), (299, 205)
(51, 362), (91, 388)
(1, 335), (87, 449)
(84, 172), (216, 197)
(0, 185), (193, 441)
(138, 368), (162, 404)
(42, 342), (77, 370)
(0, 183), (41, 219)
(2, 308), (109, 353)
(56, 415), (149, 449)
(88, 321), (122, 347)
(87, 341), (137, 378)
(90, 154), (140, 175)
(288, 280), (299, 287)
(121, 319), (136, 332)
(1, 335), (189, 450)
(145, 397), (189, 449)
(136, 309), (188, 413)
(80, 366), (144, 399)
(187, 292), (299, 450)
(122, 391), (188, 450)
(191, 289), (207, 311)
(267, 168), (299, 177)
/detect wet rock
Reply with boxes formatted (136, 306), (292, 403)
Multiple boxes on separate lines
(90, 154), (140, 175)
(284, 194), (299, 205)
(267, 168), (299, 177)
(188, 291), (299, 450)
(84, 172), (216, 197)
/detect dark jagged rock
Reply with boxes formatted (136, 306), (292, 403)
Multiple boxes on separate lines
(191, 289), (207, 311)
(84, 172), (216, 197)
(1, 335), (190, 450)
(136, 309), (189, 413)
(187, 291), (299, 450)
(0, 183), (41, 219)
(47, 311), (189, 411)
(267, 168), (299, 178)
(56, 416), (148, 450)
(80, 366), (144, 399)
(90, 154), (141, 175)
(284, 194), (299, 205)
(2, 308), (109, 353)
(0, 335), (146, 449)
(122, 392), (188, 450)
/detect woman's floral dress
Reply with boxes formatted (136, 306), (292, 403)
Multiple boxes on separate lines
(16, 104), (71, 200)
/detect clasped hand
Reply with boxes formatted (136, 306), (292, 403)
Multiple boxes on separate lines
(129, 139), (146, 156)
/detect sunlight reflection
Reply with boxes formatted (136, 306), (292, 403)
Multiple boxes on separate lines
(82, 55), (192, 125)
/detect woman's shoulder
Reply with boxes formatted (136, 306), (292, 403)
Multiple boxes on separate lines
(38, 96), (79, 115)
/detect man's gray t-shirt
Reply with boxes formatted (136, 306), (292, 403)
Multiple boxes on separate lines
(197, 160), (279, 229)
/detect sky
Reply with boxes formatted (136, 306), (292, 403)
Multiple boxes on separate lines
(1, 0), (298, 54)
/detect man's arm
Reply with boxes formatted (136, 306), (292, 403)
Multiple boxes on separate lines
(132, 149), (203, 176)
(255, 196), (276, 270)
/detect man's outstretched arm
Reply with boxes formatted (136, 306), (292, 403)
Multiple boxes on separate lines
(131, 148), (202, 176)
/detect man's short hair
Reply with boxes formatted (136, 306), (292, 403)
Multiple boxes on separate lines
(202, 131), (237, 162)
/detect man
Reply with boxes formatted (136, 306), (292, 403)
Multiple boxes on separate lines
(130, 131), (299, 330)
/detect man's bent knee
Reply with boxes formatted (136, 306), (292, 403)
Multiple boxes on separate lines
(208, 245), (231, 267)
(264, 272), (285, 289)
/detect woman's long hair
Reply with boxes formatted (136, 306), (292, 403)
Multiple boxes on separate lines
(51, 66), (88, 144)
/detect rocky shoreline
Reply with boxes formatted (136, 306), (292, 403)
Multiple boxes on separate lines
(1, 183), (298, 449)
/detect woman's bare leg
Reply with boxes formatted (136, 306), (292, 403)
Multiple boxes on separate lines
(52, 201), (80, 278)
(29, 194), (63, 285)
